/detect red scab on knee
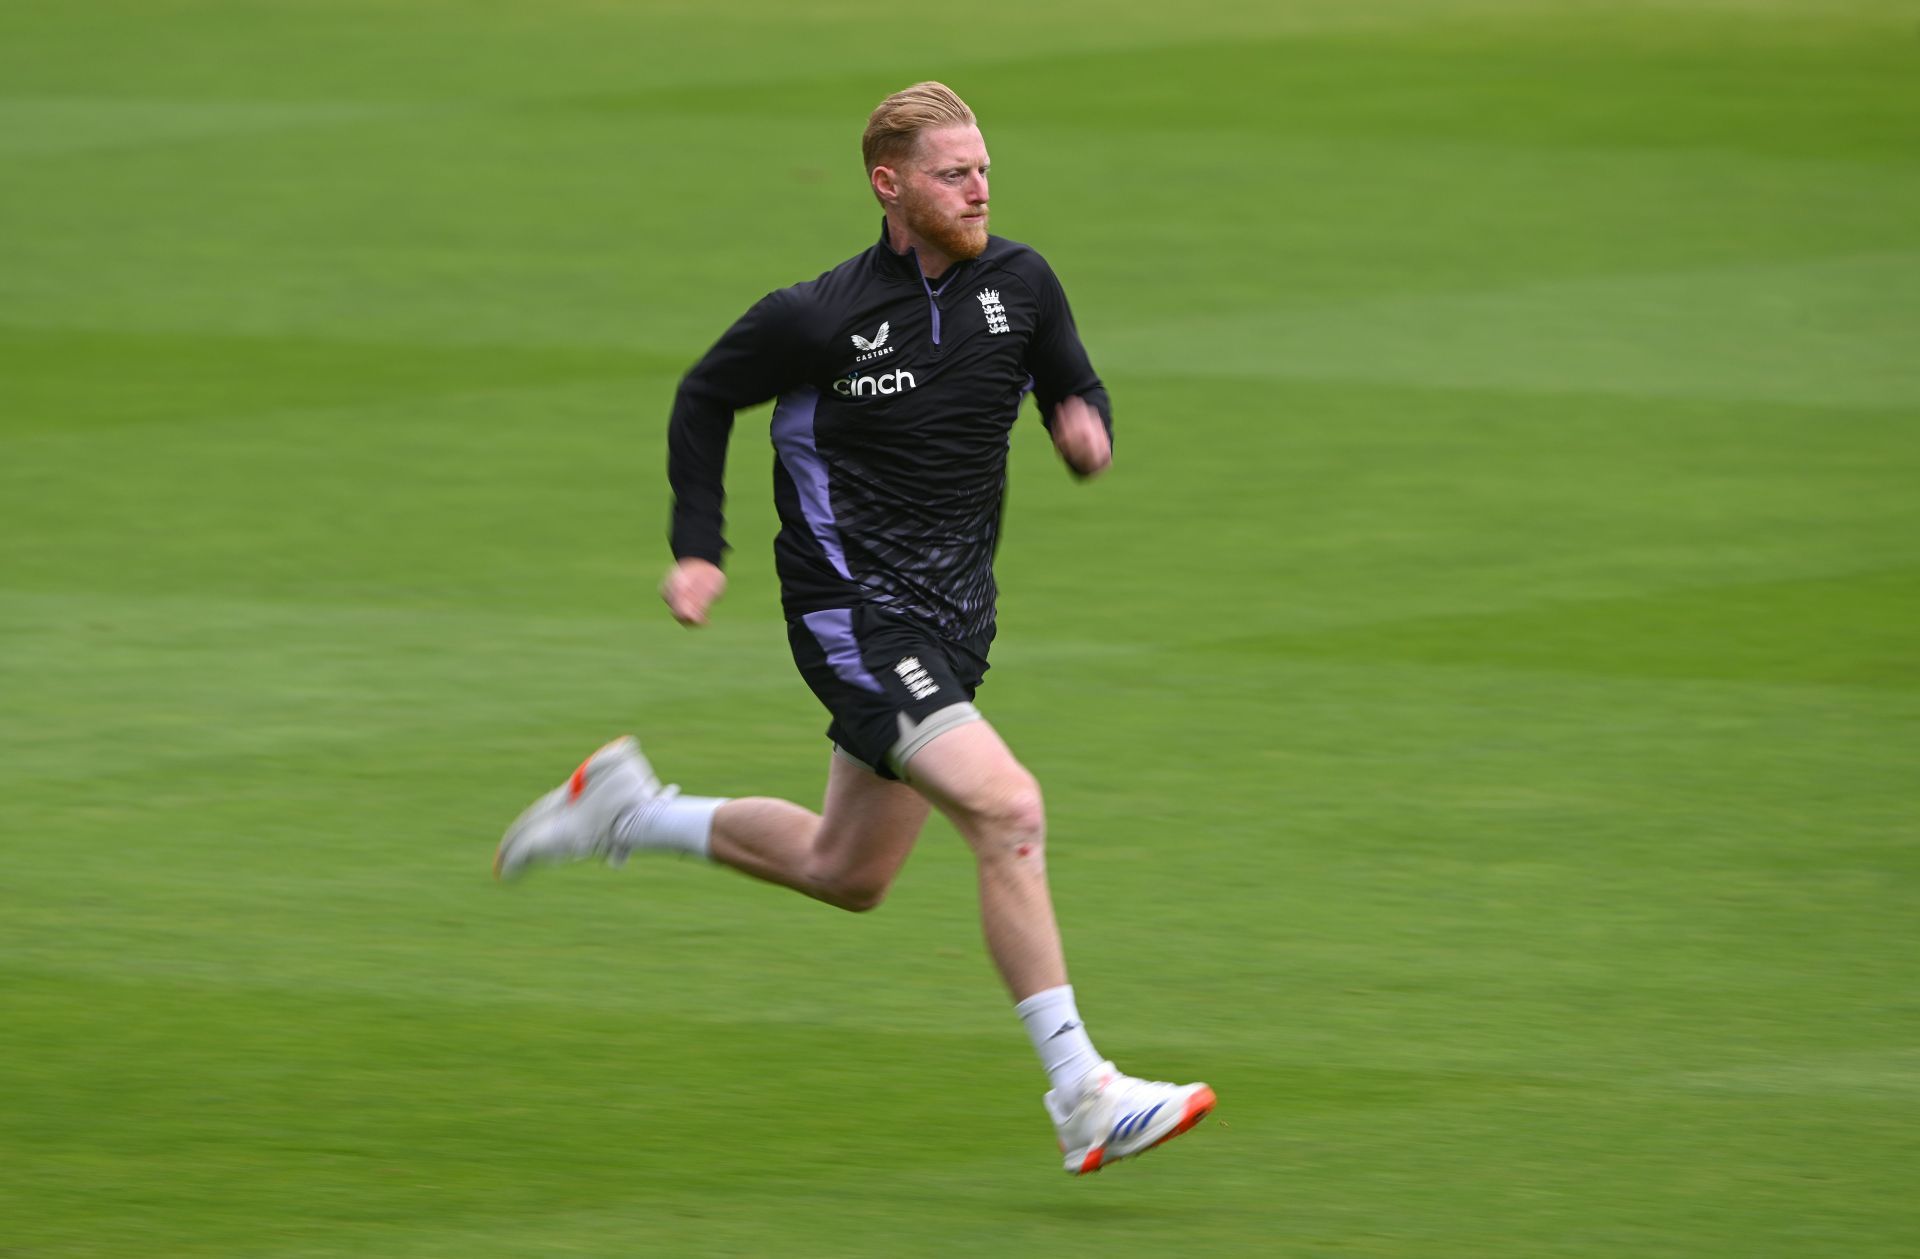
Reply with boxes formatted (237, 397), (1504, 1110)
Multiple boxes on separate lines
(1016, 842), (1035, 859)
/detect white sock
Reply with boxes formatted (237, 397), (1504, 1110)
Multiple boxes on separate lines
(1015, 984), (1103, 1096)
(615, 794), (725, 860)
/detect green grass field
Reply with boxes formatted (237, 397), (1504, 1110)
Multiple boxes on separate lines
(4, 1), (1918, 1254)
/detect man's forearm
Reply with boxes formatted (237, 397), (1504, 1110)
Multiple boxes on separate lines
(667, 380), (736, 564)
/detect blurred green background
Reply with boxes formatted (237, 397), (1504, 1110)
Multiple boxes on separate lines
(3, 2), (1917, 1255)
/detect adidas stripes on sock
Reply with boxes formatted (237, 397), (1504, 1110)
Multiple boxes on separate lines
(1016, 984), (1103, 1095)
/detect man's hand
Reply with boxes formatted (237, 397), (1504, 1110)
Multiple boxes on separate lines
(1050, 395), (1112, 479)
(661, 557), (727, 627)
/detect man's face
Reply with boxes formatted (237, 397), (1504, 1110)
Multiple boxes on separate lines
(892, 123), (991, 263)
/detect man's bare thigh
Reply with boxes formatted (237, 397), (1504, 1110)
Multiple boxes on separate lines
(811, 749), (933, 883)
(900, 719), (1037, 825)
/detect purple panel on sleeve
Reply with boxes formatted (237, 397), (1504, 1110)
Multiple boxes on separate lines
(769, 387), (854, 581)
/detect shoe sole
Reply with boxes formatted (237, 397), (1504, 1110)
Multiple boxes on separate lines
(1074, 1084), (1217, 1175)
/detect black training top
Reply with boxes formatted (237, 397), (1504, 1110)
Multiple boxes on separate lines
(667, 222), (1112, 641)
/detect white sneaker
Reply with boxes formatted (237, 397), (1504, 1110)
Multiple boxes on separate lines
(1044, 1061), (1216, 1175)
(494, 737), (667, 880)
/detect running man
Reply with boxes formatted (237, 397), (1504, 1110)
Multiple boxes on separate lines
(497, 82), (1214, 1175)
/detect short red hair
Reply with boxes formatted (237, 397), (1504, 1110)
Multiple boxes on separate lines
(861, 81), (976, 177)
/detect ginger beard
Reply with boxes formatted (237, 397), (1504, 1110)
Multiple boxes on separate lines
(897, 178), (988, 263)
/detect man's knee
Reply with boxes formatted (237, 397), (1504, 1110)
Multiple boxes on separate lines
(966, 772), (1047, 860)
(805, 845), (897, 913)
(819, 871), (891, 913)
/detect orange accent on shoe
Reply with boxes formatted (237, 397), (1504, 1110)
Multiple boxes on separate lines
(567, 762), (590, 801)
(1148, 1085), (1217, 1151)
(1078, 1146), (1105, 1174)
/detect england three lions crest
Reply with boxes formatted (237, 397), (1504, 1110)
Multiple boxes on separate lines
(977, 289), (1009, 335)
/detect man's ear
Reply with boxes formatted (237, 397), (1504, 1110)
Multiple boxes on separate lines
(871, 164), (901, 206)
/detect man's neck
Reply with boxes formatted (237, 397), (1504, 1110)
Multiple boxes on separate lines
(884, 217), (955, 282)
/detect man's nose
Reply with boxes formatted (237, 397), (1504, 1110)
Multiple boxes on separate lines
(967, 172), (989, 203)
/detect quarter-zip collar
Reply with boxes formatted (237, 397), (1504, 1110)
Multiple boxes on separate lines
(872, 218), (971, 346)
(872, 218), (974, 286)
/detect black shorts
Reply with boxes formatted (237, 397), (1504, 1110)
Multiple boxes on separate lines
(786, 605), (993, 780)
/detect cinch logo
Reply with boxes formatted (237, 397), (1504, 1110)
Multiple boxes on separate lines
(833, 368), (917, 398)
